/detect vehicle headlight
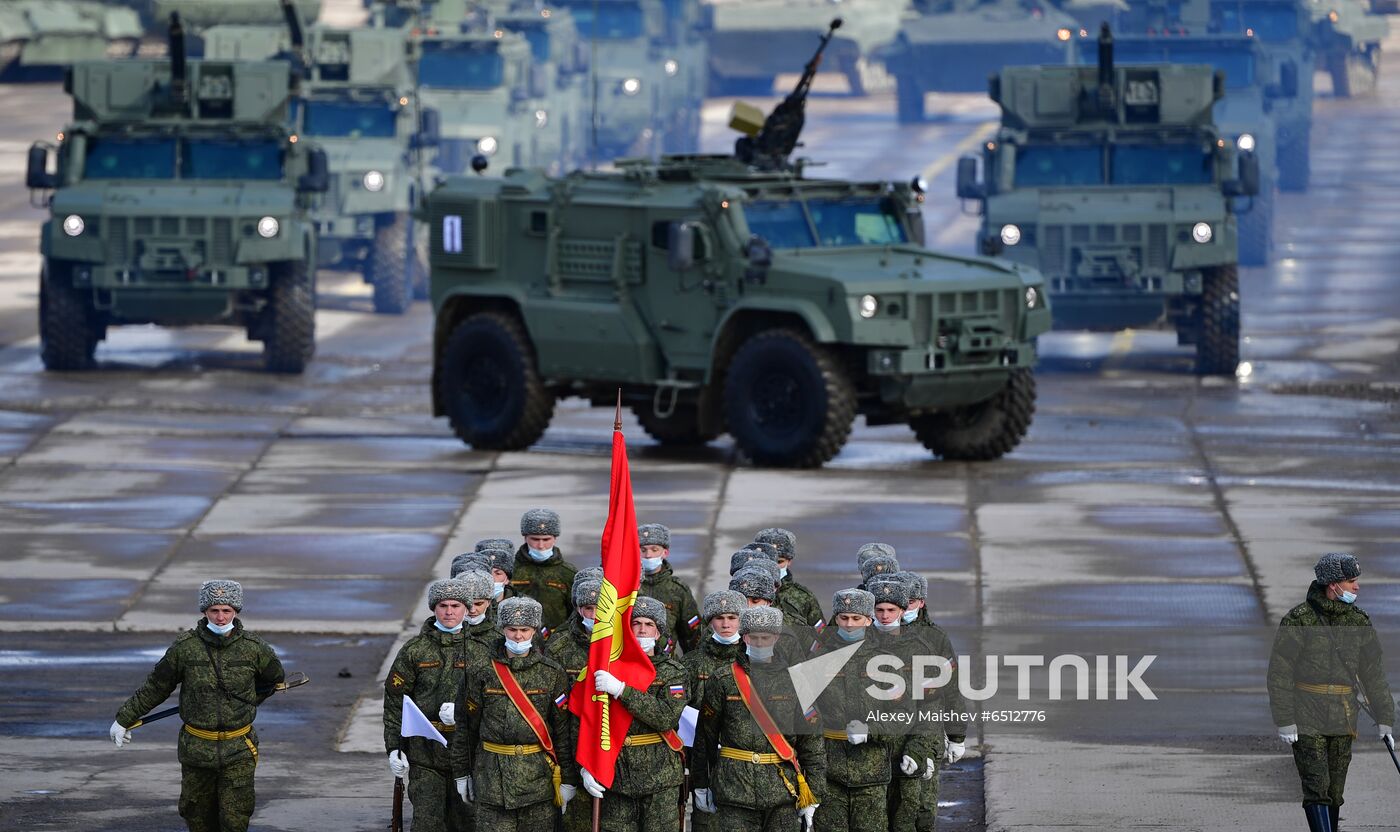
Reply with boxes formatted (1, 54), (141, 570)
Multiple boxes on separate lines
(476, 136), (498, 156)
(859, 294), (879, 319)
(621, 77), (642, 96)
(1237, 133), (1256, 152)
(1057, 27), (1072, 41)
(62, 214), (84, 237)
(1191, 222), (1213, 244)
(1000, 223), (1022, 246)
(1025, 286), (1038, 308)
(257, 216), (280, 239)
(663, 59), (678, 77)
(534, 109), (548, 129)
(362, 170), (385, 192)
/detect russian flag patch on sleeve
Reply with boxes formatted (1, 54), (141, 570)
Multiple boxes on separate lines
(814, 618), (826, 631)
(687, 615), (701, 629)
(803, 704), (819, 722)
(554, 692), (569, 709)
(668, 683), (686, 698)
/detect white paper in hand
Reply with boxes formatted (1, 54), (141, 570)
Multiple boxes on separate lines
(679, 705), (699, 747)
(401, 695), (449, 746)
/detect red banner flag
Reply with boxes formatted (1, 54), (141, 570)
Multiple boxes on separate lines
(569, 416), (655, 787)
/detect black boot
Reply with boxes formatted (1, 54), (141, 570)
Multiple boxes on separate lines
(1304, 804), (1333, 832)
(1329, 805), (1340, 830)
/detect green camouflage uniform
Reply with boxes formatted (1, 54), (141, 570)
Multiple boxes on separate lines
(600, 652), (690, 832)
(641, 563), (703, 654)
(545, 614), (592, 832)
(1268, 582), (1396, 810)
(692, 655), (826, 832)
(680, 635), (743, 832)
(385, 618), (489, 832)
(775, 573), (825, 630)
(451, 641), (579, 832)
(512, 545), (580, 635)
(889, 621), (964, 832)
(116, 619), (284, 832)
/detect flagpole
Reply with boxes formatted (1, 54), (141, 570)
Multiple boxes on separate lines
(613, 388), (622, 431)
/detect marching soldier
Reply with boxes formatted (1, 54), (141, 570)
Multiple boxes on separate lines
(384, 576), (491, 832)
(583, 596), (690, 832)
(477, 537), (517, 555)
(1269, 553), (1396, 832)
(451, 596), (580, 832)
(639, 523), (703, 654)
(857, 555), (900, 591)
(513, 508), (580, 635)
(452, 552), (492, 579)
(476, 547), (519, 614)
(753, 529), (825, 630)
(692, 606), (825, 832)
(546, 573), (602, 832)
(110, 580), (285, 832)
(856, 544), (896, 571)
(681, 590), (748, 832)
(456, 570), (503, 654)
(731, 566), (778, 608)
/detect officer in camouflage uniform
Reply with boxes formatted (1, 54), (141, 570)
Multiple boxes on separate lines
(682, 590), (747, 832)
(513, 509), (579, 636)
(639, 523), (703, 654)
(583, 596), (690, 832)
(754, 529), (825, 630)
(548, 573), (602, 832)
(111, 580), (285, 832)
(452, 596), (580, 832)
(692, 606), (825, 832)
(384, 575), (493, 832)
(1269, 553), (1396, 832)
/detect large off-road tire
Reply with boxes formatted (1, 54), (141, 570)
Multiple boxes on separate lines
(633, 402), (719, 447)
(1238, 186), (1273, 267)
(262, 259), (316, 374)
(1195, 264), (1241, 376)
(1277, 125), (1310, 193)
(722, 329), (855, 468)
(370, 215), (412, 315)
(1329, 49), (1379, 98)
(438, 311), (554, 450)
(909, 368), (1035, 462)
(896, 74), (925, 124)
(38, 260), (100, 371)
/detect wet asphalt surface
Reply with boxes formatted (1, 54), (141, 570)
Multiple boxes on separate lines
(3, 16), (1400, 832)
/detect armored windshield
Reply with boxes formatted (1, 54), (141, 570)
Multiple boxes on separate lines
(744, 197), (910, 249)
(1111, 144), (1213, 185)
(182, 139), (284, 180)
(1111, 43), (1256, 89)
(1014, 145), (1103, 187)
(418, 41), (505, 89)
(1214, 4), (1298, 42)
(303, 100), (397, 138)
(84, 138), (176, 180)
(557, 1), (645, 39)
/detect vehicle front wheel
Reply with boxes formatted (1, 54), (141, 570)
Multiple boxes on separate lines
(438, 311), (554, 450)
(38, 259), (100, 371)
(910, 368), (1035, 461)
(262, 259), (316, 374)
(1195, 264), (1241, 376)
(370, 214), (411, 315)
(723, 329), (855, 468)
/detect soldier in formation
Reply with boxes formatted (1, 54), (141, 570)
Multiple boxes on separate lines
(681, 590), (748, 832)
(639, 523), (703, 654)
(754, 528), (825, 630)
(512, 508), (579, 635)
(1269, 553), (1396, 832)
(548, 571), (602, 832)
(110, 580), (285, 832)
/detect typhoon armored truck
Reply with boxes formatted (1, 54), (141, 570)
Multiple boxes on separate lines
(960, 26), (1260, 374)
(0, 0), (143, 79)
(26, 15), (328, 372)
(1309, 0), (1388, 97)
(427, 22), (1051, 467)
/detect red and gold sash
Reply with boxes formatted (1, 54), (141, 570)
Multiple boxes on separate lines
(491, 661), (564, 806)
(731, 662), (818, 808)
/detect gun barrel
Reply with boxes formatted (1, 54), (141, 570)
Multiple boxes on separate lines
(168, 13), (187, 104)
(1097, 22), (1114, 88)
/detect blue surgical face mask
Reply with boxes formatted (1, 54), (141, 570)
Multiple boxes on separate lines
(746, 643), (774, 662)
(206, 621), (235, 636)
(873, 619), (900, 633)
(582, 617), (595, 631)
(637, 636), (657, 653)
(837, 626), (866, 642)
(641, 557), (664, 573)
(712, 631), (741, 645)
(465, 612), (487, 627)
(505, 638), (532, 655)
(492, 581), (505, 598)
(779, 566), (789, 580)
(527, 546), (555, 563)
(901, 609), (918, 624)
(1340, 590), (1358, 604)
(434, 620), (464, 634)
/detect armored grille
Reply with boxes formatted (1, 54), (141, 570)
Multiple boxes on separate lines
(1095, 224), (1115, 244)
(1037, 223), (1171, 279)
(1040, 225), (1066, 276)
(1146, 224), (1169, 271)
(187, 218), (207, 236)
(107, 217), (131, 263)
(102, 216), (238, 266)
(160, 217), (179, 236)
(433, 200), (500, 270)
(556, 239), (643, 285)
(212, 219), (234, 264)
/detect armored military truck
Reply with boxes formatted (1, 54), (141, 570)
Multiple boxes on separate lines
(427, 23), (1050, 467)
(0, 0), (143, 79)
(25, 14), (328, 372)
(961, 26), (1259, 375)
(1310, 0), (1387, 97)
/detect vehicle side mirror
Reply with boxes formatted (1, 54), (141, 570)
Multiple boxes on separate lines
(412, 108), (441, 149)
(956, 156), (985, 200)
(298, 147), (329, 193)
(743, 234), (772, 284)
(1225, 150), (1260, 197)
(471, 154), (489, 175)
(668, 221), (696, 271)
(1279, 60), (1299, 98)
(27, 144), (56, 190)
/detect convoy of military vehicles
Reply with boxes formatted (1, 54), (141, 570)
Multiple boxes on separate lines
(13, 0), (1391, 465)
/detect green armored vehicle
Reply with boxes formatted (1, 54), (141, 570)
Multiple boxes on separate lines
(962, 26), (1259, 375)
(704, 0), (901, 96)
(25, 14), (328, 372)
(0, 0), (142, 78)
(427, 23), (1050, 467)
(1310, 0), (1387, 97)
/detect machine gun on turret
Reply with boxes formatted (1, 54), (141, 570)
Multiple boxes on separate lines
(274, 0), (309, 88)
(732, 17), (842, 171)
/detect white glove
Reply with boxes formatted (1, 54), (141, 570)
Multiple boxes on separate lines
(1278, 724), (1298, 745)
(388, 750), (410, 778)
(1380, 725), (1394, 748)
(559, 783), (576, 812)
(846, 719), (868, 745)
(945, 740), (965, 764)
(581, 767), (606, 799)
(109, 720), (132, 748)
(922, 758), (935, 780)
(594, 670), (625, 698)
(799, 804), (818, 831)
(693, 787), (717, 814)
(439, 702), (456, 727)
(455, 776), (473, 802)
(900, 755), (919, 776)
